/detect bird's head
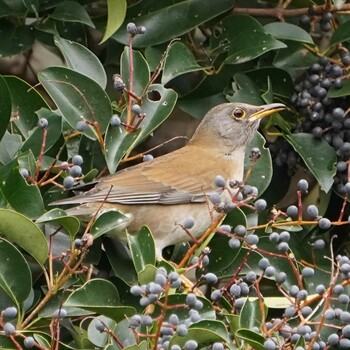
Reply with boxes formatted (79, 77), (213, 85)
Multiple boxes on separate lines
(190, 102), (286, 151)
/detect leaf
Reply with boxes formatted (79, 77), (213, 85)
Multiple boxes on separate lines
(285, 133), (336, 193)
(128, 226), (156, 274)
(38, 67), (112, 140)
(36, 209), (80, 239)
(245, 132), (273, 196)
(100, 0), (127, 44)
(0, 209), (48, 266)
(64, 279), (135, 322)
(328, 78), (350, 98)
(162, 41), (207, 85)
(0, 76), (11, 142)
(0, 20), (34, 56)
(0, 131), (22, 165)
(90, 211), (130, 239)
(4, 76), (48, 138)
(240, 298), (267, 329)
(330, 19), (350, 45)
(54, 36), (107, 89)
(0, 161), (45, 218)
(228, 73), (263, 105)
(264, 22), (314, 44)
(49, 1), (95, 28)
(104, 125), (141, 174)
(0, 238), (32, 304)
(235, 329), (265, 350)
(112, 0), (234, 47)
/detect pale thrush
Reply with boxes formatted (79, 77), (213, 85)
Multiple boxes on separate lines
(55, 102), (286, 256)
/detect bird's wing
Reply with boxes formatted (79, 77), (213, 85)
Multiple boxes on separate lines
(64, 146), (234, 205)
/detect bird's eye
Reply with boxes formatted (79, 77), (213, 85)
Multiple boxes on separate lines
(232, 108), (246, 120)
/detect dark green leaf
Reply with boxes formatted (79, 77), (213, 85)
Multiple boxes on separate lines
(49, 1), (95, 28)
(128, 226), (156, 274)
(0, 131), (22, 165)
(240, 298), (267, 329)
(54, 36), (107, 89)
(0, 209), (48, 266)
(0, 20), (34, 56)
(228, 73), (263, 105)
(64, 279), (135, 322)
(285, 133), (336, 192)
(328, 78), (350, 98)
(0, 76), (11, 142)
(113, 0), (234, 47)
(100, 0), (127, 43)
(90, 211), (130, 239)
(0, 238), (32, 304)
(264, 22), (314, 44)
(235, 329), (265, 350)
(162, 42), (207, 85)
(36, 209), (80, 239)
(330, 19), (350, 45)
(0, 162), (45, 218)
(38, 67), (112, 140)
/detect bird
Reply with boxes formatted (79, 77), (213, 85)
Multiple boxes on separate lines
(54, 102), (286, 256)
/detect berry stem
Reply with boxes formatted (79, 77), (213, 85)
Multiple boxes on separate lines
(34, 128), (47, 183)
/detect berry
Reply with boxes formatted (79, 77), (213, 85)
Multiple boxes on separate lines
(131, 104), (142, 115)
(63, 176), (75, 189)
(130, 285), (143, 296)
(264, 339), (276, 350)
(276, 272), (287, 284)
(298, 179), (309, 192)
(203, 273), (218, 284)
(171, 346), (182, 350)
(52, 308), (67, 319)
(312, 239), (325, 249)
(95, 320), (105, 332)
(214, 175), (226, 187)
(297, 289), (308, 300)
(289, 285), (299, 297)
(143, 154), (154, 162)
(209, 193), (221, 205)
(212, 343), (224, 350)
(327, 334), (339, 345)
(75, 120), (86, 131)
(301, 266), (315, 277)
(258, 257), (270, 270)
(316, 284), (326, 294)
(23, 336), (35, 348)
(333, 284), (344, 295)
(284, 306), (296, 318)
(20, 168), (29, 178)
(301, 306), (313, 316)
(246, 271), (257, 282)
(306, 205), (319, 219)
(219, 224), (231, 233)
(342, 324), (350, 337)
(277, 242), (289, 252)
(279, 231), (290, 242)
(324, 308), (335, 320)
(186, 293), (197, 307)
(168, 271), (180, 282)
(74, 239), (83, 249)
(265, 266), (275, 277)
(176, 324), (188, 336)
(126, 22), (138, 35)
(69, 165), (82, 177)
(3, 322), (16, 336)
(184, 340), (198, 350)
(72, 155), (83, 165)
(139, 296), (151, 306)
(182, 217), (195, 229)
(110, 114), (121, 127)
(286, 205), (298, 218)
(3, 307), (18, 318)
(339, 338), (350, 348)
(229, 284), (241, 297)
(318, 218), (331, 229)
(254, 199), (267, 212)
(245, 234), (259, 245)
(234, 225), (247, 236)
(154, 273), (167, 286)
(38, 118), (48, 128)
(269, 232), (280, 243)
(169, 314), (179, 325)
(210, 290), (222, 301)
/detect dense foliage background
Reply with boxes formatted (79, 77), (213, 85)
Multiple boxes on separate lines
(1, 0), (350, 349)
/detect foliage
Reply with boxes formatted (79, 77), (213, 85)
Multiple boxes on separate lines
(0, 1), (350, 349)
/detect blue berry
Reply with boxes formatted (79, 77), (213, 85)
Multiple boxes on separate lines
(327, 334), (339, 345)
(312, 239), (325, 249)
(126, 22), (138, 35)
(143, 154), (154, 162)
(38, 118), (48, 128)
(234, 225), (247, 236)
(20, 168), (29, 178)
(277, 242), (289, 252)
(210, 290), (222, 301)
(3, 322), (16, 335)
(23, 336), (35, 348)
(298, 179), (309, 192)
(154, 273), (167, 286)
(203, 273), (218, 284)
(184, 340), (198, 350)
(318, 218), (331, 229)
(229, 284), (241, 297)
(228, 237), (241, 249)
(130, 285), (143, 296)
(258, 257), (270, 270)
(168, 314), (179, 325)
(301, 306), (313, 316)
(3, 307), (18, 318)
(95, 320), (105, 332)
(289, 285), (299, 297)
(245, 234), (259, 245)
(254, 199), (267, 212)
(176, 324), (188, 336)
(265, 266), (275, 277)
(246, 271), (257, 282)
(110, 114), (121, 127)
(324, 308), (335, 320)
(75, 120), (87, 131)
(279, 231), (290, 242)
(69, 165), (82, 177)
(301, 266), (315, 277)
(52, 308), (67, 319)
(131, 104), (142, 115)
(286, 205), (298, 218)
(72, 155), (83, 165)
(185, 293), (197, 307)
(212, 343), (224, 350)
(74, 239), (83, 249)
(63, 176), (75, 189)
(219, 224), (231, 233)
(264, 339), (276, 350)
(214, 175), (226, 187)
(306, 205), (319, 219)
(284, 306), (296, 318)
(209, 193), (221, 205)
(276, 272), (287, 284)
(269, 232), (280, 243)
(339, 294), (350, 304)
(182, 217), (195, 229)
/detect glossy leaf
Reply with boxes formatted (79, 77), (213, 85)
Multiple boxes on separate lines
(0, 209), (48, 266)
(0, 162), (45, 218)
(64, 279), (135, 322)
(235, 329), (265, 350)
(0, 76), (11, 142)
(54, 36), (107, 89)
(0, 238), (31, 304)
(285, 133), (336, 193)
(49, 1), (95, 28)
(100, 0), (127, 44)
(4, 76), (48, 138)
(245, 132), (273, 196)
(90, 210), (130, 239)
(36, 209), (80, 239)
(330, 19), (350, 45)
(128, 226), (156, 274)
(113, 0), (234, 47)
(264, 22), (314, 44)
(104, 125), (141, 174)
(0, 131), (22, 165)
(38, 67), (112, 140)
(240, 298), (267, 329)
(162, 42), (206, 85)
